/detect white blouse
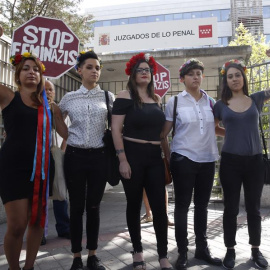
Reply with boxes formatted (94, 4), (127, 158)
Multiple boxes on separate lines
(165, 90), (219, 163)
(59, 85), (115, 149)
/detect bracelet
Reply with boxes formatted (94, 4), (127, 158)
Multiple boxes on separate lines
(116, 149), (125, 156)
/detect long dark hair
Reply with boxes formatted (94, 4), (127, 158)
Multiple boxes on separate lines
(221, 63), (249, 105)
(15, 57), (45, 106)
(126, 60), (158, 106)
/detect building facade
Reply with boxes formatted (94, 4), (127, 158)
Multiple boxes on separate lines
(86, 0), (270, 48)
(82, 0), (270, 89)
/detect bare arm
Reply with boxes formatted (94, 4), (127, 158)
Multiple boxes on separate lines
(51, 103), (68, 140)
(215, 118), (225, 137)
(111, 114), (132, 179)
(60, 139), (67, 151)
(263, 88), (270, 103)
(161, 120), (173, 163)
(111, 90), (132, 179)
(0, 83), (15, 110)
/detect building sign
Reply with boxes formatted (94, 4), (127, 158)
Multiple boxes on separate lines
(11, 16), (79, 78)
(94, 17), (217, 53)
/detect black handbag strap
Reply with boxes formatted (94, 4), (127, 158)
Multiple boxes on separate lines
(251, 95), (268, 157)
(259, 116), (268, 157)
(104, 90), (111, 128)
(172, 96), (178, 138)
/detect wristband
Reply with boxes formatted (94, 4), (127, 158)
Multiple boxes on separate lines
(116, 149), (125, 156)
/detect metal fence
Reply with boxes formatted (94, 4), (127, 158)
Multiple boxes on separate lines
(249, 61), (270, 142)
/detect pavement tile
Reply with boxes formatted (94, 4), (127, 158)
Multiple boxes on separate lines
(0, 183), (269, 270)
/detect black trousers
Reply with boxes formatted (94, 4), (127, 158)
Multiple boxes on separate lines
(170, 152), (215, 253)
(64, 145), (107, 253)
(121, 140), (168, 258)
(220, 152), (264, 247)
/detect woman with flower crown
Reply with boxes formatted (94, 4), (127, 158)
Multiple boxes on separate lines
(58, 49), (114, 270)
(214, 60), (270, 269)
(111, 53), (173, 270)
(0, 51), (67, 270)
(161, 58), (224, 270)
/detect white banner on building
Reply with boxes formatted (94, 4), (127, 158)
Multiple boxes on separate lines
(94, 17), (218, 53)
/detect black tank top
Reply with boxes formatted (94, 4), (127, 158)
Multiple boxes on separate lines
(0, 91), (37, 167)
(112, 98), (165, 141)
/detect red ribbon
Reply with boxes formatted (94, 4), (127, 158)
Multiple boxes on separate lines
(40, 108), (50, 227)
(30, 104), (50, 227)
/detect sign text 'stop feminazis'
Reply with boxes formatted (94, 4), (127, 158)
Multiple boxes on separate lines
(11, 16), (79, 79)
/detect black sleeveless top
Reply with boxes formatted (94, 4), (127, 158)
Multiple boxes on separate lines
(112, 98), (165, 141)
(0, 92), (37, 204)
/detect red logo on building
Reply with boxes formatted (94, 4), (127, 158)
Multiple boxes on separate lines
(99, 34), (110, 46)
(199, 25), (212, 38)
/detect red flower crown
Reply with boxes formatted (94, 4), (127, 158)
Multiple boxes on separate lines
(220, 59), (247, 76)
(10, 52), (46, 73)
(125, 53), (157, 76)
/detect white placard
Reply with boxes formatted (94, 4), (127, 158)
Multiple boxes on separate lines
(94, 17), (218, 53)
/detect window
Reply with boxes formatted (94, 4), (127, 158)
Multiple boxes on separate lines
(202, 11), (211, 18)
(146, 15), (156, 22)
(210, 10), (221, 21)
(191, 11), (201, 19)
(173, 13), (183, 20)
(155, 15), (164, 22)
(111, 19), (119, 26)
(129, 17), (138, 24)
(183, 12), (191, 19)
(120, 18), (128, 25)
(138, 16), (147, 23)
(94, 21), (103, 27)
(263, 6), (270, 18)
(95, 8), (232, 28)
(218, 37), (229, 46)
(103, 20), (111, 26)
(165, 14), (173, 21)
(221, 9), (230, 21)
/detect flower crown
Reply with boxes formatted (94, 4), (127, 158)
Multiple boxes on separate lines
(220, 59), (247, 76)
(75, 49), (103, 70)
(125, 53), (157, 76)
(10, 52), (46, 73)
(179, 58), (204, 78)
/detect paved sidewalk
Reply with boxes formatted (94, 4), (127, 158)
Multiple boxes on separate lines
(0, 184), (269, 270)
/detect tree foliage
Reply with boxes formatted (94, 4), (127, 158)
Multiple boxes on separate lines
(229, 23), (269, 66)
(229, 23), (270, 93)
(0, 0), (93, 45)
